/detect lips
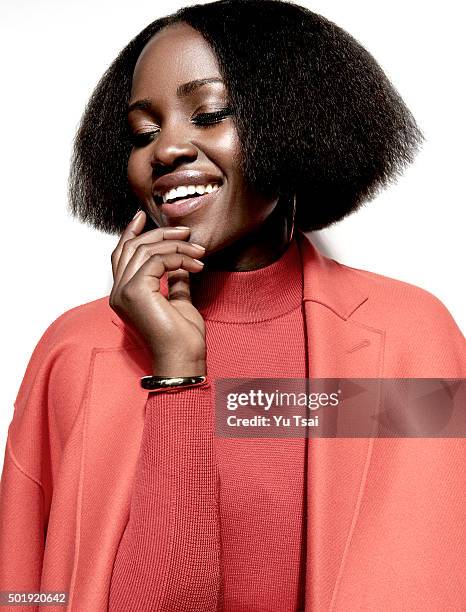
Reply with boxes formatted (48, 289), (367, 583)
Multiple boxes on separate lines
(152, 170), (223, 201)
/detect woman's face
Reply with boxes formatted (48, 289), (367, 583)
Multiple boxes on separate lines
(127, 22), (280, 253)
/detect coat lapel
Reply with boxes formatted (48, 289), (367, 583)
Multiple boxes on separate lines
(68, 345), (153, 610)
(296, 231), (385, 611)
(69, 230), (385, 611)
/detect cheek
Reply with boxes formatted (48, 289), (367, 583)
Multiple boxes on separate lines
(209, 126), (242, 174)
(127, 150), (151, 200)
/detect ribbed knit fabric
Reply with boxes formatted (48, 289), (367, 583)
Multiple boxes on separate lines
(108, 237), (308, 612)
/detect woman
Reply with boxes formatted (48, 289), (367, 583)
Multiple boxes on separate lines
(0, 1), (464, 611)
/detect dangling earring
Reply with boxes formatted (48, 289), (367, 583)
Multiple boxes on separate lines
(288, 193), (297, 243)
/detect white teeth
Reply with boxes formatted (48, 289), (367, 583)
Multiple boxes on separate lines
(161, 183), (220, 202)
(163, 188), (178, 203)
(177, 186), (189, 198)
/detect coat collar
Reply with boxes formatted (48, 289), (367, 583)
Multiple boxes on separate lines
(296, 231), (369, 319)
(71, 230), (383, 611)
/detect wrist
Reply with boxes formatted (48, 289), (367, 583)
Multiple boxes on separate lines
(151, 360), (207, 377)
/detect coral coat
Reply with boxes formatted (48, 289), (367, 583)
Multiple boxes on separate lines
(0, 230), (465, 612)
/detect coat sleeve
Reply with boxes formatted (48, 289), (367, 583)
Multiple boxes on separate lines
(0, 317), (60, 600)
(0, 438), (46, 594)
(0, 311), (86, 602)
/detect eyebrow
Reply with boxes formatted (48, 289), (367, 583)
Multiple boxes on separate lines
(127, 77), (224, 114)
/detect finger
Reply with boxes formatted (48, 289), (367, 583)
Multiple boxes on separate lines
(123, 252), (204, 307)
(111, 210), (147, 278)
(113, 221), (191, 284)
(114, 240), (205, 294)
(167, 269), (192, 303)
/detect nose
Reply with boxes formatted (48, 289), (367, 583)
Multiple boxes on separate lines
(150, 121), (198, 170)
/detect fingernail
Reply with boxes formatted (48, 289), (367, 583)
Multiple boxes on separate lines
(193, 258), (205, 265)
(174, 225), (190, 230)
(132, 208), (143, 219)
(191, 243), (205, 250)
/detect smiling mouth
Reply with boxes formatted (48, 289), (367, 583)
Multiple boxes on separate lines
(154, 183), (221, 205)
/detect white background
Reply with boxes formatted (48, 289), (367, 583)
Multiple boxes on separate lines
(0, 0), (465, 464)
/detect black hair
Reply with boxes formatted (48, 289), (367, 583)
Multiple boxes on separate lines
(68, 0), (424, 234)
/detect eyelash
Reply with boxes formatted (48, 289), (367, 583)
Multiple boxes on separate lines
(129, 108), (233, 147)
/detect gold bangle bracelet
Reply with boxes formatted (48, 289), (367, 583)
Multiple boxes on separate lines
(140, 375), (208, 391)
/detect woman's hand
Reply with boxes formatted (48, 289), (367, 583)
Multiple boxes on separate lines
(109, 210), (207, 376)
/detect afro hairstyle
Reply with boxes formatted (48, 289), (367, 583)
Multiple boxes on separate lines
(68, 0), (424, 234)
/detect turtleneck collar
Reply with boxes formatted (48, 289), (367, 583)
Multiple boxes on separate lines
(189, 236), (303, 323)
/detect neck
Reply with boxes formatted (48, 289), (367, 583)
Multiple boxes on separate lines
(189, 226), (303, 323)
(203, 206), (291, 272)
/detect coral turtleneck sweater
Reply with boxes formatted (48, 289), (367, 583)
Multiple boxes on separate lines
(108, 236), (308, 612)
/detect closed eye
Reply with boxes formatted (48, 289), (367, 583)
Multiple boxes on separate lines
(129, 130), (160, 147)
(192, 108), (233, 125)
